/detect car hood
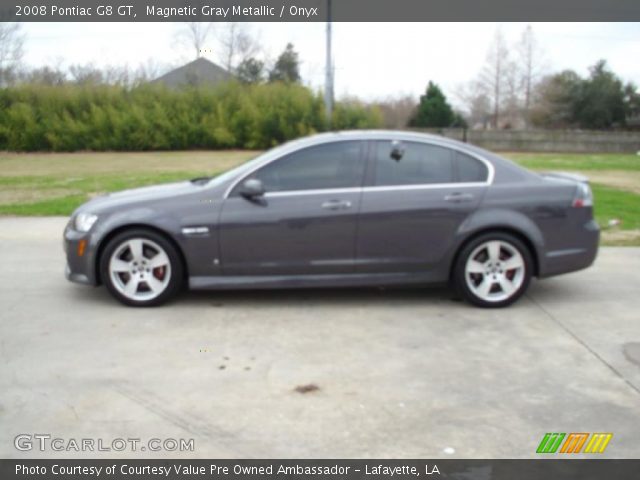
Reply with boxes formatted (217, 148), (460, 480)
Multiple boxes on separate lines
(76, 180), (206, 214)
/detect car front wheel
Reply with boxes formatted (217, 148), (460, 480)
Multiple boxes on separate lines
(100, 229), (183, 307)
(453, 233), (533, 308)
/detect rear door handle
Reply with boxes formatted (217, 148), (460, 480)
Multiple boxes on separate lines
(444, 192), (474, 203)
(321, 199), (352, 210)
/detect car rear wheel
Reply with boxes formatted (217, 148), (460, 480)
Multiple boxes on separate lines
(453, 233), (532, 308)
(100, 229), (183, 307)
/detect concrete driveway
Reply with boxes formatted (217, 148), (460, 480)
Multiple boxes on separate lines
(1, 217), (639, 459)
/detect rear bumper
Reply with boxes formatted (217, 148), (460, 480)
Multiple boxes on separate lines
(538, 218), (600, 278)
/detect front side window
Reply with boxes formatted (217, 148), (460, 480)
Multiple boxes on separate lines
(248, 141), (365, 192)
(373, 141), (455, 186)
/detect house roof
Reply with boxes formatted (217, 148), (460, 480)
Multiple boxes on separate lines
(151, 57), (232, 88)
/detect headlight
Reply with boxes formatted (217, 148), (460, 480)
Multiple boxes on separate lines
(74, 213), (98, 232)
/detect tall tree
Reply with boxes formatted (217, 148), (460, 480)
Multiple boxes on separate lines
(575, 60), (626, 129)
(0, 23), (25, 86)
(218, 23), (260, 73)
(268, 43), (301, 83)
(530, 61), (630, 129)
(468, 93), (492, 129)
(624, 83), (640, 123)
(455, 83), (492, 129)
(530, 70), (582, 128)
(408, 81), (455, 128)
(178, 22), (213, 60)
(502, 57), (521, 128)
(478, 29), (510, 128)
(516, 25), (545, 127)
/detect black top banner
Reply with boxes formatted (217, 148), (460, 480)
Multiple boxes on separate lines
(2, 0), (640, 22)
(2, 460), (640, 480)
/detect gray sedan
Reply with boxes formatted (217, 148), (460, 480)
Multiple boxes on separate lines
(64, 131), (599, 307)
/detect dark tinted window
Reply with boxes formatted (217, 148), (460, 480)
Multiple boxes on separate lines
(373, 141), (454, 186)
(456, 152), (488, 182)
(250, 141), (364, 192)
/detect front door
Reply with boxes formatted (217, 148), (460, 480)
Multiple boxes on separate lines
(219, 140), (366, 276)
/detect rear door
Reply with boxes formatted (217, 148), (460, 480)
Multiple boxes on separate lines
(219, 140), (366, 276)
(355, 139), (489, 273)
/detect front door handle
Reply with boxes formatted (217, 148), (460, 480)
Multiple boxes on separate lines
(444, 192), (474, 203)
(321, 199), (352, 210)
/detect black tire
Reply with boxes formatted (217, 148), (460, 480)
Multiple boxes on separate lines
(452, 232), (533, 308)
(100, 228), (184, 307)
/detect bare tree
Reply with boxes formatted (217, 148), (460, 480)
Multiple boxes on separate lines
(455, 83), (492, 129)
(478, 28), (510, 129)
(373, 95), (418, 129)
(217, 23), (260, 73)
(0, 23), (25, 86)
(469, 93), (492, 129)
(133, 58), (168, 85)
(23, 66), (67, 86)
(502, 59), (521, 128)
(68, 64), (105, 85)
(515, 25), (546, 127)
(178, 22), (213, 60)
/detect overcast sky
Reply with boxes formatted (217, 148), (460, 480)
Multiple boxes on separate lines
(19, 22), (640, 107)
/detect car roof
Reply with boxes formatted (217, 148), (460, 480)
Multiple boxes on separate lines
(302, 129), (459, 145)
(294, 130), (503, 159)
(298, 130), (540, 184)
(225, 130), (539, 188)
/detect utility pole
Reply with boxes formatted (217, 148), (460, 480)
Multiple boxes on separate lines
(324, 0), (334, 127)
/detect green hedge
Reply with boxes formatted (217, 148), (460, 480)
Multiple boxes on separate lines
(0, 82), (382, 151)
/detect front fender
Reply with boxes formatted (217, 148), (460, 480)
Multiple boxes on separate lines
(89, 208), (184, 284)
(92, 207), (181, 245)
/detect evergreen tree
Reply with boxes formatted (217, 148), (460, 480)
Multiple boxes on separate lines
(268, 43), (301, 84)
(409, 81), (455, 128)
(575, 60), (626, 129)
(532, 60), (635, 129)
(236, 57), (264, 84)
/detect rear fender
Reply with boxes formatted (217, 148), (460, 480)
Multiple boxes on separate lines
(453, 208), (545, 271)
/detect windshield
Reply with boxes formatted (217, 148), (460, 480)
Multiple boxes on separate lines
(205, 154), (263, 188)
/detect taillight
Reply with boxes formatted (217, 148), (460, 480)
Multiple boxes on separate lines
(572, 183), (593, 208)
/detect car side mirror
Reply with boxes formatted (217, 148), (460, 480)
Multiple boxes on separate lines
(238, 178), (265, 199)
(390, 140), (404, 161)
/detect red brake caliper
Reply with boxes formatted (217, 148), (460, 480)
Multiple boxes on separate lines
(153, 266), (165, 280)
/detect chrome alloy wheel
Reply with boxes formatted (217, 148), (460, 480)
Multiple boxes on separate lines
(108, 238), (171, 302)
(464, 240), (526, 303)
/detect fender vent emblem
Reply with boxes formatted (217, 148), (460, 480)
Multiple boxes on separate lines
(181, 226), (210, 236)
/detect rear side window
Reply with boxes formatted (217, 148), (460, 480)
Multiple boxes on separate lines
(373, 141), (454, 186)
(456, 152), (489, 183)
(250, 141), (364, 192)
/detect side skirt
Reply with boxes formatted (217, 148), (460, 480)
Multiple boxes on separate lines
(189, 271), (445, 290)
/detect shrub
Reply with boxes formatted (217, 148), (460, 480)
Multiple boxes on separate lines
(0, 82), (381, 151)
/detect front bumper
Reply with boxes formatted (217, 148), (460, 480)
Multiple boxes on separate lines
(65, 264), (92, 285)
(63, 223), (99, 286)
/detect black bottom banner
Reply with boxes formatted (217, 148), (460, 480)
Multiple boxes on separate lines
(2, 459), (640, 480)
